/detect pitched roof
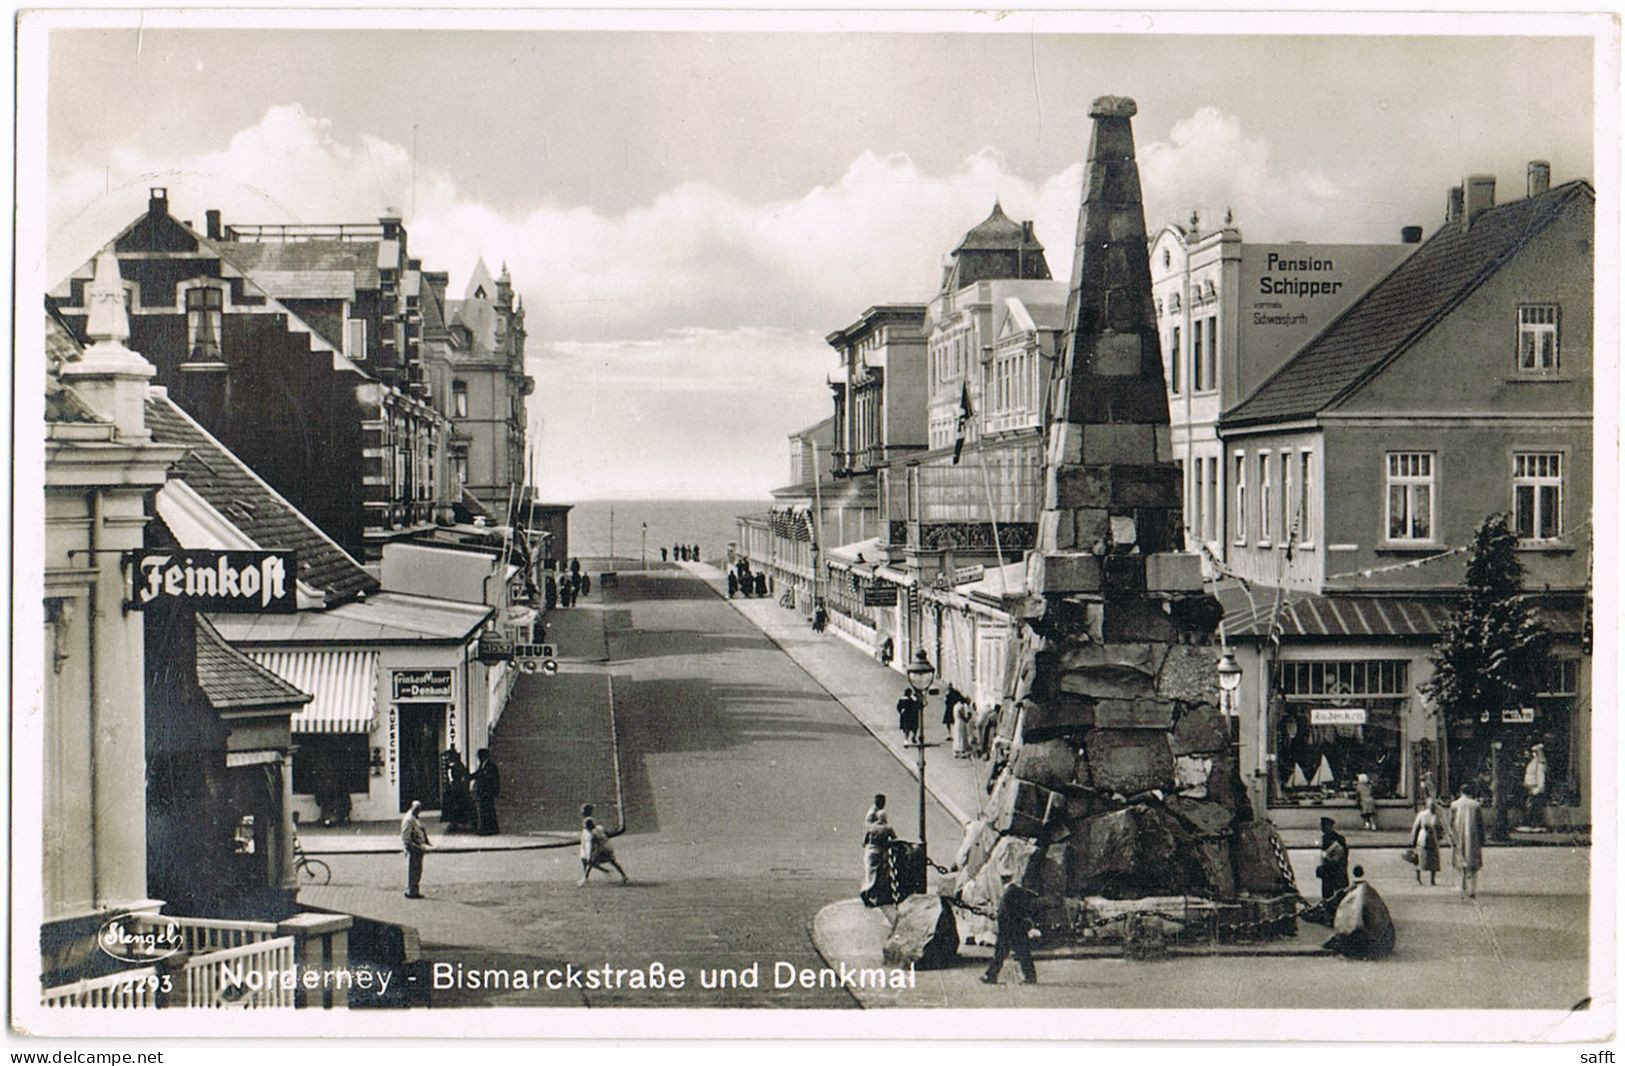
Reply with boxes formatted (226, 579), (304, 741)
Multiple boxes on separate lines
(216, 241), (381, 291)
(207, 591), (492, 645)
(1225, 180), (1594, 426)
(44, 313), (106, 425)
(145, 392), (378, 602)
(194, 614), (312, 710)
(1217, 585), (1585, 640)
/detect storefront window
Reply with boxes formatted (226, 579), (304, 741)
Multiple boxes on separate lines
(1271, 659), (1410, 805)
(292, 734), (370, 796)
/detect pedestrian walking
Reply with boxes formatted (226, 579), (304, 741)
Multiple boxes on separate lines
(942, 684), (964, 742)
(981, 849), (1044, 985)
(1523, 743), (1548, 830)
(812, 603), (828, 632)
(471, 748), (502, 836)
(661, 547), (668, 562)
(859, 794), (896, 906)
(754, 572), (766, 597)
(1450, 782), (1486, 899)
(578, 804), (628, 885)
(896, 688), (920, 745)
(1315, 816), (1350, 900)
(401, 800), (433, 898)
(727, 572), (738, 598)
(1410, 800), (1442, 886)
(1355, 773), (1378, 831)
(975, 703), (1001, 760)
(580, 573), (591, 598)
(952, 699), (973, 759)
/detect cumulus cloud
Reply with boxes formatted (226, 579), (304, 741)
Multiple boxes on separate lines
(1137, 106), (1347, 241)
(45, 102), (1350, 496)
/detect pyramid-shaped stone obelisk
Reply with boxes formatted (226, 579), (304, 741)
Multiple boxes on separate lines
(944, 97), (1299, 952)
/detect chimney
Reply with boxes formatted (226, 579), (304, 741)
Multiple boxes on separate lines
(1528, 160), (1551, 198)
(1401, 226), (1424, 244)
(1445, 185), (1464, 223)
(148, 188), (168, 217)
(205, 210), (222, 240)
(1463, 174), (1496, 226)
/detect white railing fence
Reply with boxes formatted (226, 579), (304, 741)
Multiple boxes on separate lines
(42, 967), (160, 1008)
(175, 936), (297, 1008)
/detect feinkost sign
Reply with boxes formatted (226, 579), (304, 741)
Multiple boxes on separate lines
(128, 550), (297, 612)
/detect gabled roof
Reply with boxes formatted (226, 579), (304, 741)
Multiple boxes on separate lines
(145, 391), (378, 602)
(1225, 180), (1594, 427)
(194, 614), (312, 710)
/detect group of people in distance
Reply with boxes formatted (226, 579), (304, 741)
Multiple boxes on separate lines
(555, 558), (590, 608)
(895, 682), (1000, 760)
(727, 559), (767, 599)
(662, 543), (700, 563)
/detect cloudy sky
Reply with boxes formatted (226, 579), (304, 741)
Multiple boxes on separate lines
(34, 16), (1598, 499)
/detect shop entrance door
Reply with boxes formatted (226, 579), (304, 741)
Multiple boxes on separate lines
(398, 703), (444, 813)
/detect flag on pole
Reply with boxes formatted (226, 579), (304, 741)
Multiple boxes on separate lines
(951, 382), (975, 465)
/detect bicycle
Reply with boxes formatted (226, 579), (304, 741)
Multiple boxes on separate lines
(291, 829), (331, 886)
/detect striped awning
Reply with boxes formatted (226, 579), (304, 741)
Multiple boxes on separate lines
(225, 749), (282, 768)
(249, 649), (378, 734)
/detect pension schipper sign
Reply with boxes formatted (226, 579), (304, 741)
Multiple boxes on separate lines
(127, 550), (297, 612)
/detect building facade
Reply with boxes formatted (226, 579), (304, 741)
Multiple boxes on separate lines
(1149, 215), (1414, 560)
(1215, 169), (1594, 826)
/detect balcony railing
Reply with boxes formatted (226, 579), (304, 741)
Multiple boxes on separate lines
(880, 460), (1042, 551)
(176, 937), (298, 1008)
(42, 912), (351, 1009)
(42, 968), (160, 1008)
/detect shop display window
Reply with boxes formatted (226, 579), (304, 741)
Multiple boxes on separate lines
(1271, 659), (1410, 804)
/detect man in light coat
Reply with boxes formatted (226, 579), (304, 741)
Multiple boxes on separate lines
(1523, 744), (1549, 830)
(402, 800), (434, 898)
(1450, 782), (1487, 899)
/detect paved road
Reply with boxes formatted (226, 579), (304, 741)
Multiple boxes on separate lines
(307, 564), (957, 1007)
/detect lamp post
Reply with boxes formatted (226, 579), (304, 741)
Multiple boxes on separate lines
(905, 648), (936, 860)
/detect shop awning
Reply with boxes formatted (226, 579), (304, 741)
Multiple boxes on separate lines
(1217, 586), (1587, 641)
(225, 749), (282, 768)
(826, 537), (882, 572)
(249, 649), (378, 734)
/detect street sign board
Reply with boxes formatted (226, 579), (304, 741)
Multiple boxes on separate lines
(862, 586), (898, 606)
(393, 669), (453, 700)
(512, 643), (557, 660)
(476, 634), (513, 665)
(1310, 707), (1366, 726)
(126, 549), (297, 612)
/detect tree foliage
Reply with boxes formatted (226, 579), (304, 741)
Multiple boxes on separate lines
(1422, 514), (1552, 733)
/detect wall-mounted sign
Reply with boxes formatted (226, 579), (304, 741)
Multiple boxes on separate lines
(1501, 707), (1537, 724)
(1310, 707), (1367, 726)
(393, 669), (453, 701)
(512, 643), (557, 660)
(863, 586), (899, 606)
(126, 550), (297, 612)
(477, 633), (514, 666)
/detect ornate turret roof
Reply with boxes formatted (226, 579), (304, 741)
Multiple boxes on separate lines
(941, 201), (1052, 292)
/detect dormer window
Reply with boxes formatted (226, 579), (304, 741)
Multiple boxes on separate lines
(185, 285), (223, 363)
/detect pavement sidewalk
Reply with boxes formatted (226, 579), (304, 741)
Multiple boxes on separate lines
(300, 599), (624, 853)
(681, 561), (985, 830)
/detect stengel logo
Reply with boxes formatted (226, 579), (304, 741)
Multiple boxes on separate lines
(97, 916), (184, 964)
